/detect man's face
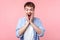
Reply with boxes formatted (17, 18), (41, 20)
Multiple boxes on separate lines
(24, 6), (34, 19)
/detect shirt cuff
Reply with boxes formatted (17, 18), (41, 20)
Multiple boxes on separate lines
(37, 29), (45, 37)
(16, 30), (23, 38)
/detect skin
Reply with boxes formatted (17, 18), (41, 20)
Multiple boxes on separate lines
(18, 6), (42, 36)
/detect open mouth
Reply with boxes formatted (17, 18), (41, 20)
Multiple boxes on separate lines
(28, 14), (31, 20)
(28, 14), (31, 17)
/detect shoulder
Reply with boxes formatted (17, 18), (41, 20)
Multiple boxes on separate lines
(34, 17), (40, 21)
(34, 17), (42, 24)
(17, 17), (26, 26)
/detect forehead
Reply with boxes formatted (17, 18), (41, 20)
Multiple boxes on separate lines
(25, 6), (33, 9)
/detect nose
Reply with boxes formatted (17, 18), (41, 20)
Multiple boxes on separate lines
(28, 10), (31, 13)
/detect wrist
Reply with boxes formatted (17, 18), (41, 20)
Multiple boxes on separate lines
(30, 21), (33, 25)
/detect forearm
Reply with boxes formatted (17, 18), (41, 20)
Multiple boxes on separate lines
(30, 22), (41, 34)
(18, 22), (29, 35)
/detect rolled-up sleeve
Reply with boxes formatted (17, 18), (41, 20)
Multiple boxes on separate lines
(16, 18), (24, 38)
(35, 18), (45, 37)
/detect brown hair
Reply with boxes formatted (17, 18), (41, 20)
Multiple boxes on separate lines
(24, 2), (35, 9)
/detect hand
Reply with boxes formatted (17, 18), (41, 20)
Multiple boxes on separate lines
(30, 14), (34, 22)
(25, 14), (30, 23)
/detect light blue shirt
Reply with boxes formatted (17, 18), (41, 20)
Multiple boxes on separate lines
(16, 17), (45, 40)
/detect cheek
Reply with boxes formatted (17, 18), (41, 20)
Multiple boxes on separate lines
(25, 11), (28, 13)
(31, 11), (34, 13)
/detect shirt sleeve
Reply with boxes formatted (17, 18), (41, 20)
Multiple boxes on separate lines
(16, 18), (24, 38)
(35, 18), (45, 37)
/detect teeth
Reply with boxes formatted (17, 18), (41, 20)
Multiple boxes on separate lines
(28, 14), (31, 16)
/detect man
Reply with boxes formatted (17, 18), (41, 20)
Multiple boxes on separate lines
(16, 2), (45, 40)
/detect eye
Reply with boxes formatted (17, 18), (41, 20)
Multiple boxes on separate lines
(30, 9), (33, 11)
(25, 9), (28, 11)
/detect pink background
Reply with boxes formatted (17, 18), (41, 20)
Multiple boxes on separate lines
(0, 0), (60, 40)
